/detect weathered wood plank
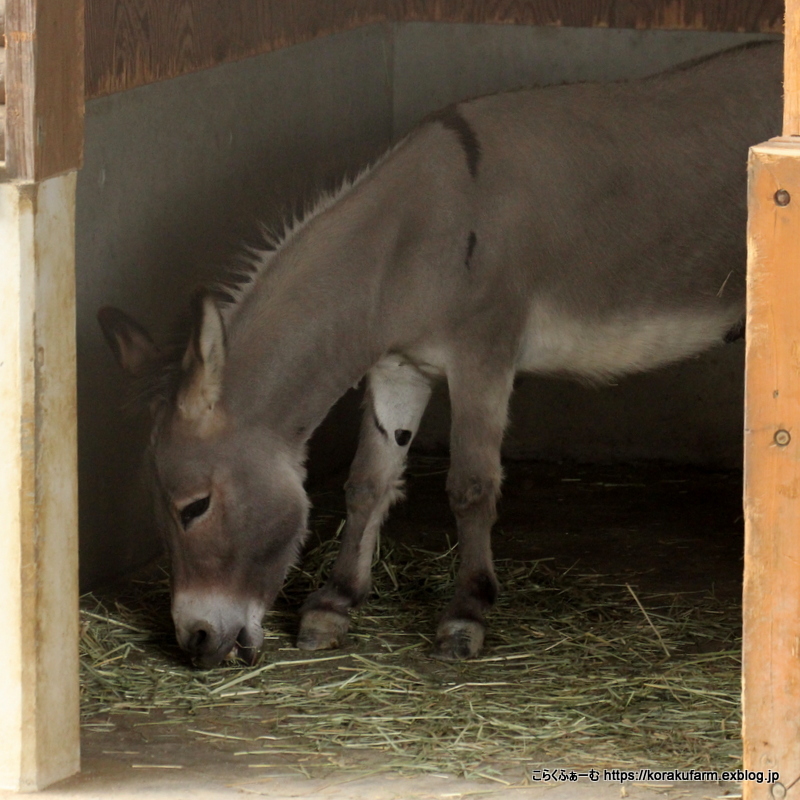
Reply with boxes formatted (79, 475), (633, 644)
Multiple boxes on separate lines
(4, 0), (31, 174)
(5, 0), (83, 180)
(85, 0), (784, 99)
(743, 139), (800, 800)
(0, 173), (80, 792)
(1, 48), (6, 105)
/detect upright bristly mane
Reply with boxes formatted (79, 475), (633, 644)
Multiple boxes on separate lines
(130, 156), (389, 412)
(214, 156), (390, 327)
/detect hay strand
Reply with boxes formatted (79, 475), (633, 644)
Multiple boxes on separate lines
(626, 583), (671, 658)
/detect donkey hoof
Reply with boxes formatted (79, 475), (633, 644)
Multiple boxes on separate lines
(431, 619), (485, 661)
(297, 609), (350, 651)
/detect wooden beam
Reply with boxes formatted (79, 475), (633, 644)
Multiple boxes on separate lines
(85, 0), (784, 99)
(0, 173), (80, 792)
(4, 0), (83, 180)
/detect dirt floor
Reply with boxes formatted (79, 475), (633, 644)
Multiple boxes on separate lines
(386, 459), (743, 600)
(54, 458), (748, 800)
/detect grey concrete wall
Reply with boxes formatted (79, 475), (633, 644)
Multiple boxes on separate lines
(418, 345), (746, 466)
(391, 25), (775, 135)
(76, 23), (777, 588)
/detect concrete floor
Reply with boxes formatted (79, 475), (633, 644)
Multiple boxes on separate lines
(3, 757), (742, 800)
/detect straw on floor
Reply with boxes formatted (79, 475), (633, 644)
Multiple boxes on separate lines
(80, 465), (742, 782)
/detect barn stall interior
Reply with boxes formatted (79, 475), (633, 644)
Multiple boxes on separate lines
(1, 1), (799, 799)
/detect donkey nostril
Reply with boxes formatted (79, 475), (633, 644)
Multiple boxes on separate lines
(187, 627), (209, 654)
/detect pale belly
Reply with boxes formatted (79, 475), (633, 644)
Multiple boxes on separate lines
(515, 302), (742, 381)
(400, 302), (741, 384)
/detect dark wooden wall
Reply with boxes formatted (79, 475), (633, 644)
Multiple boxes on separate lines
(85, 0), (784, 99)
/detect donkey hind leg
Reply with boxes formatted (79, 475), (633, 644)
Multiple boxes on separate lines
(297, 357), (432, 650)
(433, 367), (514, 661)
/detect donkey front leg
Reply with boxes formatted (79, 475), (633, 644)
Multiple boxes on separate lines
(433, 367), (514, 661)
(298, 358), (432, 650)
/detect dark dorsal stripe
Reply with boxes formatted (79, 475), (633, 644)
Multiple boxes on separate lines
(430, 106), (482, 178)
(465, 231), (477, 268)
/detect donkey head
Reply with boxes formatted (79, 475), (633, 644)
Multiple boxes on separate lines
(98, 294), (309, 668)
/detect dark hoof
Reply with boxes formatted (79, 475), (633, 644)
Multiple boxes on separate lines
(431, 619), (485, 661)
(297, 609), (349, 651)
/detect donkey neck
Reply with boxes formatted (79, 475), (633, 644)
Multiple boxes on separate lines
(222, 185), (396, 439)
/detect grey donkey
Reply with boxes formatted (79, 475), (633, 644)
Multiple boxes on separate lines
(99, 42), (782, 667)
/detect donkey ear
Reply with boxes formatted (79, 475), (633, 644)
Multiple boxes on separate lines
(177, 290), (226, 420)
(97, 306), (161, 378)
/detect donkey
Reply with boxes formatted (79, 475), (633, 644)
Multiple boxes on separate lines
(99, 42), (782, 668)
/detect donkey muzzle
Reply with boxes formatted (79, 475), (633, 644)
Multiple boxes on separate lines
(172, 590), (265, 668)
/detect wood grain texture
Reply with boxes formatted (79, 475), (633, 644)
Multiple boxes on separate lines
(743, 140), (800, 800)
(85, 0), (785, 99)
(5, 0), (84, 179)
(4, 0), (33, 172)
(786, 0), (800, 134)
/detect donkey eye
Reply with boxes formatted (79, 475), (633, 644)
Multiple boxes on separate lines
(179, 496), (210, 528)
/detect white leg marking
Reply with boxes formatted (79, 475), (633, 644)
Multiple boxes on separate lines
(369, 356), (432, 446)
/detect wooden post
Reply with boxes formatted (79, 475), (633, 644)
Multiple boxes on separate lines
(743, 139), (800, 799)
(0, 174), (80, 791)
(743, 1), (800, 797)
(0, 0), (83, 791)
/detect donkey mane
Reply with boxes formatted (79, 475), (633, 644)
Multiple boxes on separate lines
(130, 156), (391, 411)
(215, 155), (393, 325)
